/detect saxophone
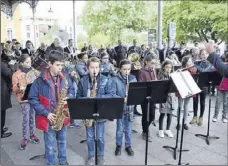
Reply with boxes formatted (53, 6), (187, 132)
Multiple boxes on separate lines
(84, 73), (97, 128)
(51, 74), (70, 131)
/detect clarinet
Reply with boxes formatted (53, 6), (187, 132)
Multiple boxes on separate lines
(126, 74), (130, 121)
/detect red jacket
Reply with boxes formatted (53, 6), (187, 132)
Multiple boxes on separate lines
(217, 78), (228, 91)
(138, 67), (157, 82)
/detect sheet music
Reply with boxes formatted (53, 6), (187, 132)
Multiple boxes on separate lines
(171, 71), (201, 99)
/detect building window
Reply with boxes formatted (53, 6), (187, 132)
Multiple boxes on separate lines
(27, 32), (30, 38)
(36, 25), (38, 30)
(7, 29), (13, 41)
(36, 33), (39, 38)
(26, 25), (30, 31)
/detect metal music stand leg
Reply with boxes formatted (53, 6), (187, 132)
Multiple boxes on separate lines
(145, 97), (151, 165)
(178, 116), (189, 165)
(29, 154), (45, 161)
(195, 84), (219, 145)
(163, 107), (189, 160)
(94, 118), (98, 165)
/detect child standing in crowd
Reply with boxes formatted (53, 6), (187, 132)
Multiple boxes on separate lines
(138, 53), (157, 142)
(28, 51), (75, 165)
(76, 52), (89, 77)
(112, 59), (137, 157)
(177, 55), (197, 130)
(190, 49), (213, 126)
(12, 54), (40, 150)
(77, 57), (114, 165)
(212, 52), (228, 123)
(158, 60), (174, 138)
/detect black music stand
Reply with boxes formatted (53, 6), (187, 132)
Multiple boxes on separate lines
(194, 71), (221, 145)
(67, 97), (124, 165)
(127, 80), (171, 165)
(162, 79), (189, 161)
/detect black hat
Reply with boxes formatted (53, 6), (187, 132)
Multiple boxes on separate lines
(180, 41), (185, 45)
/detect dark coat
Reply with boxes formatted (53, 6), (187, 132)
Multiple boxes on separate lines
(45, 43), (64, 59)
(1, 60), (13, 110)
(207, 52), (228, 78)
(114, 45), (128, 67)
(157, 48), (170, 63)
(127, 45), (141, 56)
(21, 48), (33, 56)
(175, 49), (190, 62)
(64, 47), (76, 54)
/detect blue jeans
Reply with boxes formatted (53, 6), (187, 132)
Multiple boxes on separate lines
(43, 126), (67, 165)
(87, 122), (105, 158)
(116, 114), (132, 148)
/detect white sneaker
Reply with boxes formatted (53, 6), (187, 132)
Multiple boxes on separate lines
(212, 118), (217, 122)
(158, 130), (164, 138)
(165, 130), (174, 138)
(222, 118), (227, 123)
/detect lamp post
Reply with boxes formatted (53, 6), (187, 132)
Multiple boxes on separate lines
(73, 0), (77, 48)
(32, 7), (36, 48)
(157, 0), (163, 49)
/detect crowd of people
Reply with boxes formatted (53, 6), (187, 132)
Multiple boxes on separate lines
(1, 37), (227, 165)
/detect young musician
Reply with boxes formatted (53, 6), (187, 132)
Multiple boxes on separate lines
(77, 57), (114, 165)
(190, 49), (213, 126)
(12, 54), (40, 150)
(28, 51), (75, 165)
(138, 53), (157, 141)
(212, 52), (228, 123)
(177, 55), (197, 130)
(157, 60), (174, 138)
(76, 52), (88, 77)
(100, 52), (115, 73)
(111, 59), (137, 156)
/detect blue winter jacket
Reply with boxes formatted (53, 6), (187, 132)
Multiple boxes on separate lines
(28, 69), (75, 131)
(76, 74), (115, 122)
(207, 52), (228, 78)
(111, 73), (137, 121)
(195, 60), (213, 73)
(76, 61), (88, 77)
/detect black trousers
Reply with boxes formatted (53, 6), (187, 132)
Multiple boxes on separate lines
(193, 89), (206, 118)
(159, 113), (172, 130)
(1, 109), (6, 135)
(141, 101), (155, 133)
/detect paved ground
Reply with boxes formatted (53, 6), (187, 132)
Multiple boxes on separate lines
(1, 94), (227, 165)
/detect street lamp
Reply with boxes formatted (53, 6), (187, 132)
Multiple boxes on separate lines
(48, 4), (53, 13)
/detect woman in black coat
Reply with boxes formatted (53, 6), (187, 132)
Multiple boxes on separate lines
(1, 53), (13, 138)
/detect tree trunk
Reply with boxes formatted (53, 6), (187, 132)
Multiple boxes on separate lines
(201, 29), (208, 42)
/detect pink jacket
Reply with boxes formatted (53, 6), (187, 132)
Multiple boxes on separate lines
(12, 69), (28, 103)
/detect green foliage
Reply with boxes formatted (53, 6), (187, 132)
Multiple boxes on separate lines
(163, 1), (228, 42)
(90, 33), (111, 48)
(81, 1), (156, 43)
(81, 0), (227, 44)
